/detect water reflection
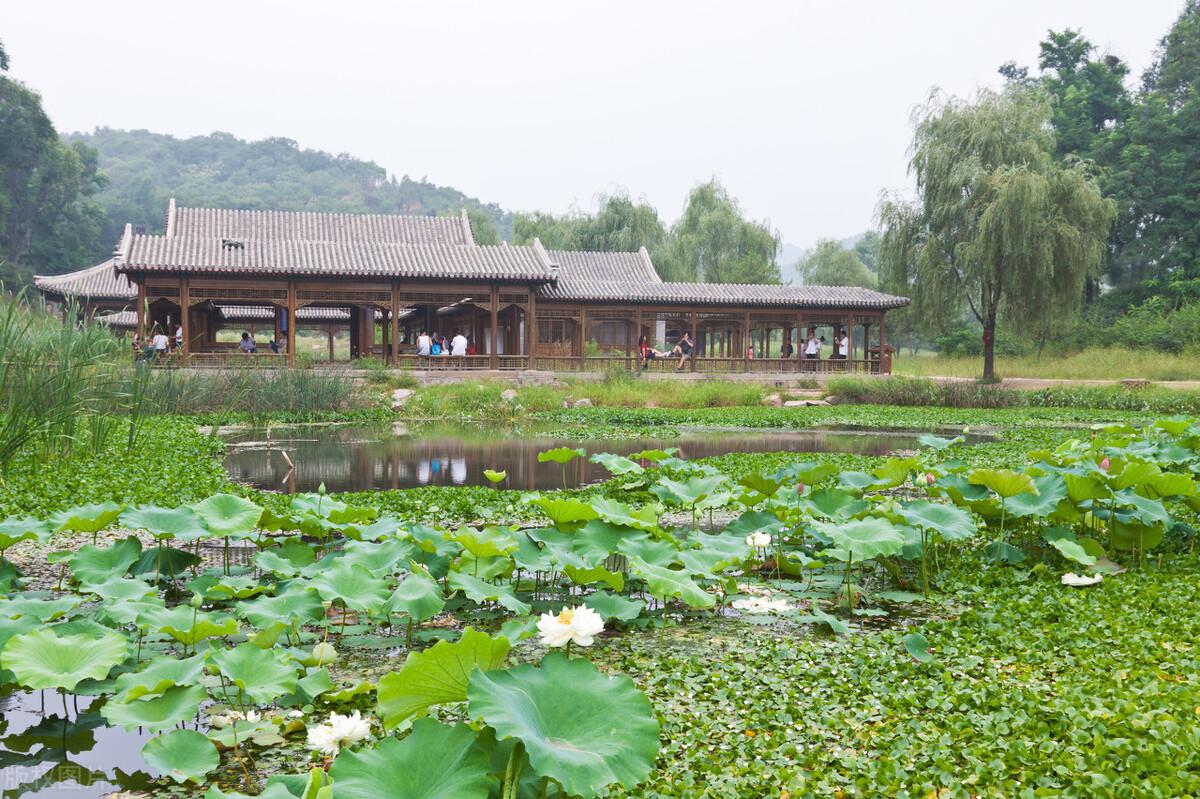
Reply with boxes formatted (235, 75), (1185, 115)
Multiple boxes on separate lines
(224, 424), (985, 493)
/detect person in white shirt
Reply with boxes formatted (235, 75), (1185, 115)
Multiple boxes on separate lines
(417, 330), (432, 357)
(450, 331), (468, 357)
(837, 329), (849, 360)
(174, 324), (184, 352)
(151, 327), (170, 357)
(804, 329), (820, 360)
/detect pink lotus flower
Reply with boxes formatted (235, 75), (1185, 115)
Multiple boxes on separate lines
(797, 481), (806, 495)
(1100, 457), (1110, 472)
(925, 473), (936, 486)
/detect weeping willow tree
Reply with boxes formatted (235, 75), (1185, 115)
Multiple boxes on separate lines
(879, 87), (1115, 379)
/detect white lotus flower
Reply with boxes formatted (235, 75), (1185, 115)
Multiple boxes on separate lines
(731, 594), (791, 614)
(745, 531), (772, 549)
(208, 709), (257, 729)
(306, 710), (371, 756)
(536, 605), (605, 648)
(1061, 572), (1103, 587)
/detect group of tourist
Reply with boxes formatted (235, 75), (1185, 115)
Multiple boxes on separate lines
(131, 323), (184, 360)
(639, 327), (851, 370)
(416, 329), (473, 358)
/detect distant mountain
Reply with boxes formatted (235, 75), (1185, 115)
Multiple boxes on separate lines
(66, 128), (513, 255)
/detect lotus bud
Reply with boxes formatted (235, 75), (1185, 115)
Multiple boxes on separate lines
(797, 481), (806, 495)
(189, 593), (203, 609)
(1099, 457), (1110, 472)
(309, 642), (338, 667)
(925, 473), (936, 487)
(962, 426), (970, 435)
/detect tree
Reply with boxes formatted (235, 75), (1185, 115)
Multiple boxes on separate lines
(852, 231), (881, 271)
(879, 87), (1115, 379)
(0, 39), (8, 72)
(513, 192), (670, 268)
(665, 180), (780, 283)
(796, 240), (877, 288)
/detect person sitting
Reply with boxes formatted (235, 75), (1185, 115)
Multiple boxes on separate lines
(239, 331), (256, 354)
(639, 334), (668, 369)
(270, 339), (282, 354)
(417, 329), (432, 357)
(430, 335), (442, 356)
(151, 326), (170, 359)
(450, 330), (468, 357)
(672, 333), (694, 372)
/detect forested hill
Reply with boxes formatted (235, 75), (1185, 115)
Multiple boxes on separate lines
(67, 128), (513, 254)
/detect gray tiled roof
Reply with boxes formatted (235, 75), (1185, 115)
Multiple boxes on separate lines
(545, 248), (661, 288)
(172, 206), (473, 246)
(120, 236), (557, 281)
(34, 259), (136, 300)
(539, 276), (910, 309)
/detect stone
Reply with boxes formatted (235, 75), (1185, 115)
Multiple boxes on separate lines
(782, 400), (806, 408)
(500, 389), (518, 401)
(762, 393), (783, 407)
(823, 395), (839, 405)
(390, 388), (414, 411)
(572, 398), (593, 408)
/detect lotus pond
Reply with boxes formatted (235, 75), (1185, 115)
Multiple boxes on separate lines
(2, 410), (1200, 799)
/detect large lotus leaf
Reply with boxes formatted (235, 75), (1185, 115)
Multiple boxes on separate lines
(1149, 472), (1197, 498)
(1110, 460), (1162, 490)
(590, 453), (645, 476)
(897, 501), (976, 541)
(629, 558), (714, 608)
(254, 541), (317, 577)
(330, 719), (489, 799)
(119, 505), (210, 542)
(447, 571), (530, 615)
(261, 768), (332, 799)
(343, 515), (404, 541)
(651, 475), (728, 507)
(468, 652), (659, 797)
(819, 518), (904, 562)
(537, 446), (586, 465)
(151, 605), (239, 646)
(387, 568), (445, 622)
(583, 590), (645, 622)
(1, 628), (126, 690)
(452, 527), (519, 560)
(969, 469), (1036, 499)
(773, 460), (841, 487)
(112, 653), (207, 701)
(679, 533), (750, 574)
(102, 684), (209, 732)
(723, 511), (787, 539)
(983, 540), (1027, 564)
(190, 494), (263, 539)
(340, 538), (418, 575)
(1112, 489), (1171, 527)
(873, 457), (921, 488)
(917, 433), (963, 451)
(0, 517), (51, 551)
(526, 497), (598, 526)
(50, 501), (123, 534)
(376, 627), (510, 728)
(131, 545), (201, 578)
(68, 537), (142, 585)
(803, 488), (868, 521)
(589, 497), (660, 532)
(280, 667), (334, 706)
(738, 472), (783, 498)
(1047, 537), (1098, 567)
(210, 643), (298, 704)
(573, 520), (648, 564)
(310, 560), (390, 614)
(1109, 518), (1164, 551)
(193, 573), (268, 602)
(142, 729), (220, 784)
(79, 576), (156, 602)
(456, 553), (512, 581)
(237, 586), (323, 629)
(0, 594), (80, 621)
(564, 565), (624, 592)
(1063, 473), (1109, 503)
(1005, 474), (1067, 518)
(617, 537), (679, 568)
(837, 470), (885, 491)
(628, 447), (679, 463)
(0, 615), (39, 683)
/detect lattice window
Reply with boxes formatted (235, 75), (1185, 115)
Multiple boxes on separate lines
(146, 286), (180, 299)
(298, 289), (392, 304)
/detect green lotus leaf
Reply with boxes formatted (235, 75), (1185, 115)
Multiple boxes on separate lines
(777, 460), (841, 487)
(526, 496), (599, 526)
(467, 652), (659, 797)
(983, 540), (1027, 564)
(253, 541), (317, 577)
(453, 527), (519, 559)
(589, 452), (645, 476)
(210, 643), (299, 704)
(238, 586), (324, 629)
(377, 627), (510, 729)
(50, 501), (123, 534)
(651, 474), (728, 507)
(336, 538), (415, 576)
(330, 719), (490, 799)
(803, 488), (869, 521)
(102, 683), (209, 731)
(343, 515), (404, 542)
(1047, 537), (1098, 567)
(68, 537), (142, 585)
(1110, 459), (1161, 490)
(1109, 518), (1164, 551)
(588, 497), (660, 532)
(564, 564), (624, 591)
(281, 667), (334, 706)
(818, 518), (904, 562)
(483, 468), (508, 484)
(722, 511), (787, 540)
(119, 505), (210, 542)
(1149, 471), (1197, 498)
(897, 501), (976, 541)
(837, 470), (885, 491)
(917, 433), (963, 451)
(1113, 489), (1171, 528)
(131, 545), (202, 578)
(0, 615), (40, 684)
(262, 769), (333, 799)
(0, 594), (80, 621)
(190, 494), (264, 539)
(151, 605), (239, 647)
(309, 560), (390, 614)
(1, 628), (127, 691)
(737, 472), (782, 497)
(193, 573), (268, 601)
(969, 469), (1036, 499)
(1063, 473), (1109, 503)
(583, 589), (645, 622)
(142, 729), (220, 783)
(0, 517), (50, 552)
(903, 632), (934, 663)
(629, 558), (715, 608)
(572, 520), (648, 564)
(1005, 474), (1067, 518)
(386, 568), (445, 622)
(796, 608), (851, 635)
(627, 447), (678, 463)
(112, 653), (206, 701)
(537, 446), (586, 465)
(79, 576), (157, 602)
(447, 571), (530, 615)
(682, 532), (752, 573)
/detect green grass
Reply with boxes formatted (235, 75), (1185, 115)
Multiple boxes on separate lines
(893, 346), (1200, 381)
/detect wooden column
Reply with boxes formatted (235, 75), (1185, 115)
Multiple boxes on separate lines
(136, 281), (147, 342)
(579, 308), (588, 370)
(742, 311), (751, 372)
(690, 312), (698, 372)
(527, 289), (537, 369)
(489, 285), (499, 369)
(179, 275), (191, 361)
(327, 326), (334, 362)
(286, 280), (297, 367)
(635, 307), (643, 367)
(390, 283), (400, 366)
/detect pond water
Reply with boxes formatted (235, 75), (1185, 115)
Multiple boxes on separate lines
(223, 424), (987, 493)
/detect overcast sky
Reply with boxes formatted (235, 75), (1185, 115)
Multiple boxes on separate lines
(4, 1), (1186, 253)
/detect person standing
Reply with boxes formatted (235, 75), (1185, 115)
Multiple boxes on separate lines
(151, 326), (170, 358)
(174, 323), (184, 353)
(804, 330), (820, 360)
(836, 329), (849, 360)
